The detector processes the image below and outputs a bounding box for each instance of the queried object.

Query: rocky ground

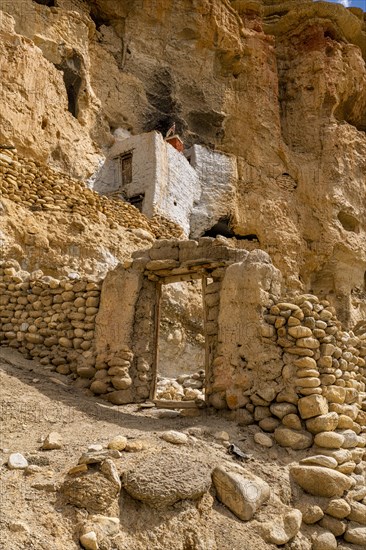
[0,348,306,550]
[1,348,365,550]
[155,371,205,402]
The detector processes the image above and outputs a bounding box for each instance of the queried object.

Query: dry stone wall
[216,289,366,450]
[0,260,101,376]
[262,294,366,453]
[1,237,365,460]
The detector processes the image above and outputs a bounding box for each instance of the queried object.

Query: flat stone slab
[300,455,338,469]
[160,431,189,445]
[122,449,211,507]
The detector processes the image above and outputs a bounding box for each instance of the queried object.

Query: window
[120,153,133,186]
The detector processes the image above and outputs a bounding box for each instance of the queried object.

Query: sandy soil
[0,348,310,550]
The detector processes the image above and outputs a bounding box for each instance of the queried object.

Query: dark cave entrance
[55,53,83,118]
[203,217,259,242]
[33,0,56,5]
[127,194,145,212]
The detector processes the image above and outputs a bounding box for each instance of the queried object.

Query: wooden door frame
[150,275,208,406]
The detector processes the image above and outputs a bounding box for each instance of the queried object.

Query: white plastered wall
[91,132,158,214]
[188,145,238,238]
[153,141,200,235]
[91,131,200,235]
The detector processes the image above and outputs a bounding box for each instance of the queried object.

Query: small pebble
[88,444,103,452]
[213,431,230,442]
[107,436,127,451]
[80,531,98,550]
[41,432,62,450]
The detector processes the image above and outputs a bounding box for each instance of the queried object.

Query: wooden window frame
[119,151,133,186]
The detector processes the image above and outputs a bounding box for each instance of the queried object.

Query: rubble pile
[156,370,205,401]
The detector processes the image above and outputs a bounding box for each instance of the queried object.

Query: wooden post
[202,275,209,405]
[150,281,162,400]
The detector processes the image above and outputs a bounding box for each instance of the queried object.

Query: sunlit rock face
[0,0,365,326]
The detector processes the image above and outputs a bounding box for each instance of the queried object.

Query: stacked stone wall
[0,260,101,377]
[210,288,366,441]
[255,294,366,545]
[258,294,366,450]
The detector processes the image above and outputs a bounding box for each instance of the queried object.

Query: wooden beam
[153,400,198,409]
[202,275,210,406]
[149,282,162,400]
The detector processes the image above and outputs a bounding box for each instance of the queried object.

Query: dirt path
[0,348,296,550]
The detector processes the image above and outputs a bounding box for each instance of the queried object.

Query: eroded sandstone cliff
[0,0,365,328]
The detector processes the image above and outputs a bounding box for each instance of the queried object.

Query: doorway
[153,277,207,406]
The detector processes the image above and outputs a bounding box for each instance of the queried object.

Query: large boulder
[290,465,354,497]
[122,449,211,507]
[212,464,270,521]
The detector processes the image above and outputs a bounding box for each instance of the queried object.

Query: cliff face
[1,0,366,326]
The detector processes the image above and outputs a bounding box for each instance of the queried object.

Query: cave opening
[55,53,83,118]
[143,67,186,137]
[126,194,145,212]
[324,29,336,40]
[90,9,111,31]
[33,0,56,6]
[203,217,259,242]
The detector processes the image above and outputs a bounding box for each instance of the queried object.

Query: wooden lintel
[153,399,198,409]
[162,273,203,284]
